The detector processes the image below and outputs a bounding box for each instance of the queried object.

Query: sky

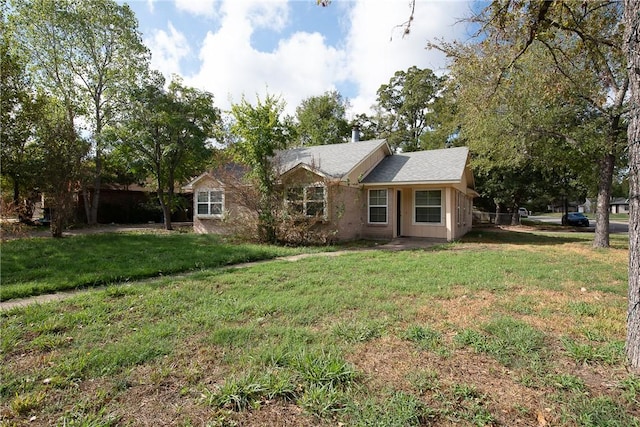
[124,0,477,118]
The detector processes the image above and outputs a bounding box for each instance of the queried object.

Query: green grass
[0,232,313,300]
[0,229,636,426]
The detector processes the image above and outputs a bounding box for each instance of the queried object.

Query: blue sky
[123,0,476,116]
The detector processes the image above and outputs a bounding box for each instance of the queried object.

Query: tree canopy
[295,90,350,146]
[9,0,150,224]
[115,73,220,230]
[375,66,446,152]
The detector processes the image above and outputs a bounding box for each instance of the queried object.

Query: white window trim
[368,188,388,224]
[413,189,443,225]
[286,183,328,219]
[196,188,225,218]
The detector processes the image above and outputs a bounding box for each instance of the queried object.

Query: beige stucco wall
[361,185,475,241]
[191,175,250,235]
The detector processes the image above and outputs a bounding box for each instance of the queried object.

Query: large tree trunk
[624,0,640,373]
[593,153,614,248]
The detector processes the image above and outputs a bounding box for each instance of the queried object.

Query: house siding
[192,175,246,235]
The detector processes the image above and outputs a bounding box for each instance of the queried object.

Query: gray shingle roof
[361,146,469,184]
[276,139,388,179]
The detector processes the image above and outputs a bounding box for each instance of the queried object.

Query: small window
[415,190,442,223]
[368,189,388,224]
[286,184,326,218]
[196,190,224,217]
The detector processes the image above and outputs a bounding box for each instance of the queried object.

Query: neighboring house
[183,139,477,241]
[610,197,629,214]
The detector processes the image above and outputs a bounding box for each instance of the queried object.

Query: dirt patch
[348,335,552,426]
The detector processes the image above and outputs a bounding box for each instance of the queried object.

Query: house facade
[184,139,477,241]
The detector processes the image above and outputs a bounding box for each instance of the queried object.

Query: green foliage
[332,320,385,343]
[455,316,546,369]
[349,391,433,426]
[9,0,151,224]
[0,22,44,221]
[116,73,220,229]
[375,66,446,152]
[230,93,295,242]
[560,395,639,427]
[295,90,350,146]
[402,325,448,355]
[35,98,88,236]
[562,338,625,365]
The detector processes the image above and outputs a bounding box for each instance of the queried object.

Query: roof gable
[276,139,390,180]
[361,146,470,184]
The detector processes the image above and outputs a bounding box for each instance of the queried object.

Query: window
[368,189,388,223]
[286,185,326,218]
[196,190,224,217]
[414,190,442,223]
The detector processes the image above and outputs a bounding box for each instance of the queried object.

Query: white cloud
[145,22,191,79]
[345,0,472,115]
[173,0,471,117]
[187,0,343,115]
[174,0,218,17]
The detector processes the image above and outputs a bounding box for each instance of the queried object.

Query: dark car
[562,212,590,227]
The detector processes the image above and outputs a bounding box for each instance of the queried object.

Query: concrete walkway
[0,237,444,312]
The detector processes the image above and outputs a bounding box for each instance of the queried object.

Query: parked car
[518,207,529,218]
[562,212,590,227]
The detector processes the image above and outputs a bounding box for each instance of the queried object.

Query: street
[529,216,629,234]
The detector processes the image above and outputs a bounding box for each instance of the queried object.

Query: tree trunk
[593,154,614,248]
[158,190,172,231]
[82,186,91,224]
[88,160,101,225]
[624,0,640,373]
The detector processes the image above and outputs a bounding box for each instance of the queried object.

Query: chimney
[351,126,360,143]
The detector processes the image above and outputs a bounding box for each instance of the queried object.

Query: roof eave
[363,180,461,186]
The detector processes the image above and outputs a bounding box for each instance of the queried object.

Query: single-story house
[610,197,629,214]
[183,139,477,241]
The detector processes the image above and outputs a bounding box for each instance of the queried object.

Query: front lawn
[0,232,313,301]
[1,230,638,426]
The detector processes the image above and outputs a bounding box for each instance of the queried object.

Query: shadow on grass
[462,226,593,246]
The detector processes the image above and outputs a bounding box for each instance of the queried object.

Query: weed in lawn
[562,337,625,365]
[298,383,347,419]
[547,373,586,392]
[10,390,45,415]
[290,350,357,388]
[332,319,386,343]
[57,406,120,426]
[402,324,449,356]
[348,391,435,426]
[27,332,70,352]
[501,295,537,315]
[561,395,640,427]
[407,370,440,394]
[455,316,546,370]
[620,375,640,405]
[439,383,496,427]
[567,301,600,317]
[204,373,268,411]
